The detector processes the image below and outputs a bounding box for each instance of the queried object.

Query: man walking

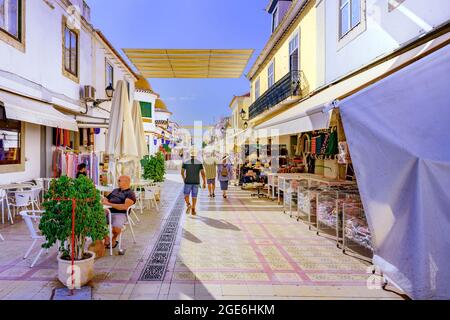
[203,152,218,198]
[181,149,206,215]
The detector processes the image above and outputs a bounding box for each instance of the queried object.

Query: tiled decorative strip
[138,191,184,281]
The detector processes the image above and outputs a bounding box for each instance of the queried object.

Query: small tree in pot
[39,175,108,287]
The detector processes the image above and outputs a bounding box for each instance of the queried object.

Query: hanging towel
[311,137,317,155]
[320,133,330,155]
[326,130,338,155]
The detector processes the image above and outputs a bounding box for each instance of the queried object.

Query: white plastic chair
[34,179,45,203]
[107,205,137,255]
[30,187,43,210]
[10,190,34,222]
[20,210,48,268]
[0,232,4,241]
[143,186,159,212]
[0,189,13,225]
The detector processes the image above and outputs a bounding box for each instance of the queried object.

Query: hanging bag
[221,165,229,178]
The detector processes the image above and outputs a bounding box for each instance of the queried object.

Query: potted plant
[39,176,108,288]
[141,152,165,200]
[141,152,166,183]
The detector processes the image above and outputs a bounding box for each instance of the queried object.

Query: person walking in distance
[203,152,218,198]
[217,156,232,199]
[181,149,206,215]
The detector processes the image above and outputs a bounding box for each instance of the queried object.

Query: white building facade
[0,0,137,183]
[318,0,450,83]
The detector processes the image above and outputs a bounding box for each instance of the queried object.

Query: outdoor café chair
[30,187,43,210]
[106,205,137,255]
[9,190,35,223]
[118,205,137,252]
[0,232,4,241]
[143,186,159,212]
[20,210,49,268]
[0,189,13,225]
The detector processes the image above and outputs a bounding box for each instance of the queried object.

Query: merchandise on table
[343,201,373,251]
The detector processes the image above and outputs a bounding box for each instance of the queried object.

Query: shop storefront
[0,91,78,184]
[248,32,450,300]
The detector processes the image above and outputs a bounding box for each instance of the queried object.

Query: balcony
[249,70,302,120]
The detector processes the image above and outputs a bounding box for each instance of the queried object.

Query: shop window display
[0,112,21,165]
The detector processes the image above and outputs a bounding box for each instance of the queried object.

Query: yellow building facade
[247,0,320,128]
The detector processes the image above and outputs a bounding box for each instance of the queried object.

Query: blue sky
[88,0,270,126]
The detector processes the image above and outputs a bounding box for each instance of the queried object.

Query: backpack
[221,165,229,178]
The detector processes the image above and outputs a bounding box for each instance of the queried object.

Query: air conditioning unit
[81,85,96,101]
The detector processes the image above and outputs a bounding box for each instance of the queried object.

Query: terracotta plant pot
[57,251,96,288]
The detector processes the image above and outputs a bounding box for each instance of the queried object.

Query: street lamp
[240,109,249,130]
[82,84,115,114]
[240,109,247,120]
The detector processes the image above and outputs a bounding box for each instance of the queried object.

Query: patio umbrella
[106,80,139,184]
[131,100,149,182]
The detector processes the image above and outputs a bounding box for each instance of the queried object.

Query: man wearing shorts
[181,152,206,215]
[102,176,136,249]
[203,153,218,198]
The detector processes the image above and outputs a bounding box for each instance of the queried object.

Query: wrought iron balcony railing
[249,70,301,120]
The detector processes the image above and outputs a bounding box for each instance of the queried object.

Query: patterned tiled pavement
[0,171,404,300]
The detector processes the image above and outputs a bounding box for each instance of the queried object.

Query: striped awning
[123,49,254,78]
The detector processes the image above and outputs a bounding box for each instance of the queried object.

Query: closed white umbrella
[131,100,149,182]
[131,100,149,159]
[106,80,139,184]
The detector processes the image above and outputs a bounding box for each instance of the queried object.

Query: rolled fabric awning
[0,90,78,131]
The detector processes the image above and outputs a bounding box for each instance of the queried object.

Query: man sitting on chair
[102,176,136,249]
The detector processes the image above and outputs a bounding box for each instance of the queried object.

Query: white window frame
[272,7,279,32]
[106,60,114,88]
[337,0,366,50]
[289,32,299,55]
[255,78,261,100]
[0,0,20,39]
[268,60,275,88]
[339,0,362,38]
[289,31,300,73]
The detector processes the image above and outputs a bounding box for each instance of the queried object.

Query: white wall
[155,110,171,122]
[0,123,41,184]
[0,0,137,180]
[324,0,450,83]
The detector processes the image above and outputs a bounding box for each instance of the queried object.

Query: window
[0,0,21,40]
[340,0,361,38]
[255,78,260,100]
[106,61,114,88]
[268,60,275,88]
[0,106,21,165]
[289,32,299,73]
[272,7,279,32]
[63,21,79,78]
[140,102,152,118]
[82,0,91,22]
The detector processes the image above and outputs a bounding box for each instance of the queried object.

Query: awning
[123,49,254,78]
[254,30,450,137]
[75,115,109,129]
[338,43,450,300]
[0,91,78,131]
[254,101,332,137]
